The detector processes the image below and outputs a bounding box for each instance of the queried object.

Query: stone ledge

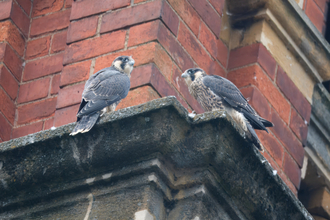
[0,97,312,219]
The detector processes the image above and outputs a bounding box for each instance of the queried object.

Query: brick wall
[0,0,316,196]
[303,0,329,34]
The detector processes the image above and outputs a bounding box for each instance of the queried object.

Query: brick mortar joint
[30,6,71,20]
[23,50,65,64]
[15,94,58,108]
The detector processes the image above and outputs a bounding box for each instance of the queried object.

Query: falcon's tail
[70,112,100,136]
[246,123,264,152]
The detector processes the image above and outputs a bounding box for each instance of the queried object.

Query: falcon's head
[112,56,135,76]
[181,68,207,86]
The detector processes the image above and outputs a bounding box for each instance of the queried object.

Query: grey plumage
[70,56,135,136]
[181,68,273,150]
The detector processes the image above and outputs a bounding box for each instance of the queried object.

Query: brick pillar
[0,0,28,142]
[13,0,72,138]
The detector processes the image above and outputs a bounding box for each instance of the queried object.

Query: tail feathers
[246,123,264,152]
[70,112,100,136]
[260,118,274,128]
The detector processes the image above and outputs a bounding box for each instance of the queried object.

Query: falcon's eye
[124,58,128,62]
[188,70,192,74]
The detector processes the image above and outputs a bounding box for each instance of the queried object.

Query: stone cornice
[0,97,312,219]
[227,0,330,83]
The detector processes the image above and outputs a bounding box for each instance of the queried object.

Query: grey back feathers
[70,56,134,136]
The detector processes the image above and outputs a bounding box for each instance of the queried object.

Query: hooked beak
[128,59,135,66]
[181,72,189,78]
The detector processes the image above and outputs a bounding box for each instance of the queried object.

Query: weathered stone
[0,97,313,219]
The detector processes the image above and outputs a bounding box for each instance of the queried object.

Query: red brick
[65,0,73,8]
[0,87,16,124]
[71,0,130,20]
[278,170,298,196]
[101,0,162,34]
[171,66,204,113]
[63,30,126,65]
[227,65,291,124]
[117,86,160,110]
[54,104,79,127]
[17,97,57,124]
[256,130,284,167]
[179,22,225,76]
[0,65,18,100]
[1,43,23,81]
[158,22,194,71]
[276,66,311,122]
[199,22,228,68]
[290,108,308,142]
[0,112,12,141]
[314,0,328,13]
[60,60,91,87]
[16,0,32,15]
[129,64,153,88]
[283,152,301,189]
[32,0,64,17]
[30,9,71,37]
[0,20,25,57]
[229,43,259,69]
[0,0,12,21]
[168,0,201,36]
[270,108,304,167]
[17,77,51,104]
[51,74,61,95]
[228,43,277,80]
[51,30,67,53]
[44,117,54,130]
[240,86,271,121]
[11,1,30,37]
[0,43,5,61]
[134,0,147,3]
[95,42,177,86]
[208,0,225,15]
[12,121,43,139]
[188,0,221,36]
[56,83,84,109]
[26,36,51,59]
[67,15,98,43]
[162,1,179,36]
[128,20,159,48]
[150,63,190,110]
[24,53,64,81]
[95,42,157,72]
[178,22,210,70]
[305,0,324,32]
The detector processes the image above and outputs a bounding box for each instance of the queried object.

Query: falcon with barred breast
[181,68,273,150]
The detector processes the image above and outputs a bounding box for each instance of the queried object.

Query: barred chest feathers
[188,77,248,131]
[188,77,224,112]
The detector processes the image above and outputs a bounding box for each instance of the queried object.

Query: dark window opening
[325,2,330,42]
[323,80,330,93]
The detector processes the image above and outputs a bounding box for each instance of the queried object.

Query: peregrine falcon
[181,68,273,150]
[70,56,135,136]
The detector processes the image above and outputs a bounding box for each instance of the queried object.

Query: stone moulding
[0,97,312,219]
[227,0,330,83]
